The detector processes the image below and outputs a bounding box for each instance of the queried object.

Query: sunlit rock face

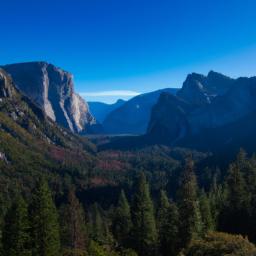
[0,68,17,98]
[2,62,96,133]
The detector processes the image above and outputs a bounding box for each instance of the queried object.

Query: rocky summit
[102,88,178,134]
[147,71,256,151]
[2,62,96,133]
[177,71,234,106]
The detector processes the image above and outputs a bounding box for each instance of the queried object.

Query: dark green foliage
[30,179,60,256]
[157,190,179,256]
[177,159,202,248]
[2,195,31,256]
[89,203,112,245]
[61,189,87,254]
[248,156,256,241]
[185,232,256,256]
[131,172,157,256]
[120,248,138,256]
[199,191,214,234]
[220,162,250,236]
[87,241,107,256]
[112,190,132,247]
[62,248,88,256]
[87,240,120,256]
[208,175,225,230]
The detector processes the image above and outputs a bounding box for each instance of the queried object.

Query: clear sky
[1,0,256,103]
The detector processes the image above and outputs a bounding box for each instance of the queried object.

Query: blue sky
[1,0,256,103]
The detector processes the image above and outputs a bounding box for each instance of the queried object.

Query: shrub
[185,231,256,256]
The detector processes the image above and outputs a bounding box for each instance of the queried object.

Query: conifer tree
[112,189,132,247]
[30,178,60,256]
[131,172,157,256]
[221,162,250,236]
[157,190,179,256]
[199,190,214,234]
[90,203,111,245]
[248,154,256,241]
[177,159,202,248]
[2,195,31,256]
[236,148,248,171]
[61,189,87,253]
[209,174,225,229]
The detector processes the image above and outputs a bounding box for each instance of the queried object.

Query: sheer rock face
[177,71,234,106]
[148,71,256,145]
[2,62,95,133]
[147,93,191,144]
[0,68,17,98]
[102,88,178,134]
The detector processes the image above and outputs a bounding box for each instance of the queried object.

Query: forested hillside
[2,148,256,256]
[1,67,256,255]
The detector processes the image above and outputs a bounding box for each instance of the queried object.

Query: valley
[1,62,256,255]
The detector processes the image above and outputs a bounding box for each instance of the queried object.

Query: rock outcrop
[2,62,95,133]
[0,68,17,98]
[102,88,178,134]
[177,71,234,106]
[147,71,256,148]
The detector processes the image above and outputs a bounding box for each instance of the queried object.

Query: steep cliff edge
[147,71,256,150]
[2,62,96,133]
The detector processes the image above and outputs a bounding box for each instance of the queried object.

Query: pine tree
[199,190,214,234]
[236,149,255,198]
[90,203,111,245]
[157,190,179,256]
[2,195,31,256]
[131,172,157,256]
[236,148,248,172]
[220,162,250,236]
[30,178,60,256]
[61,189,87,253]
[177,159,202,248]
[248,154,256,241]
[112,189,132,247]
[209,174,225,229]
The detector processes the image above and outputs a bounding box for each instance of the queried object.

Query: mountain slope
[102,88,178,134]
[147,71,256,153]
[147,92,192,144]
[0,68,96,195]
[2,62,96,133]
[177,71,234,106]
[176,111,256,155]
[88,99,125,123]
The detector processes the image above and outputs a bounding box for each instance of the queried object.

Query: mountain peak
[177,70,234,105]
[2,62,95,133]
[207,70,232,80]
[116,99,125,104]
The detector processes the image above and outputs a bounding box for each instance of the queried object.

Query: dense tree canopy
[1,150,256,256]
[131,172,157,256]
[30,179,60,256]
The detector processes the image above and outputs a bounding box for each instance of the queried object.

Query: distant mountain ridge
[177,71,234,106]
[2,61,96,133]
[88,99,125,123]
[147,71,256,152]
[102,88,179,134]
